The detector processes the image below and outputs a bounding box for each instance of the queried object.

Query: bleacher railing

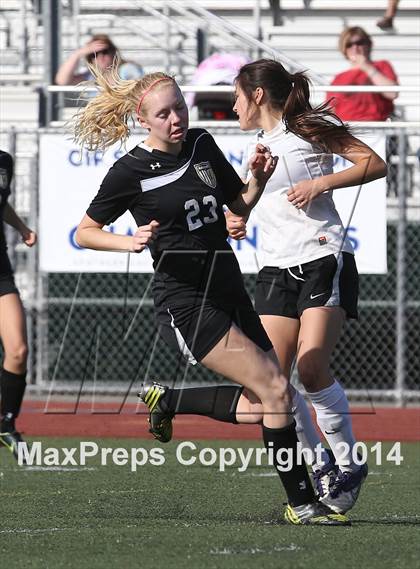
[40,84,420,127]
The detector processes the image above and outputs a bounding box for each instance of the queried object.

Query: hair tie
[136,77,173,116]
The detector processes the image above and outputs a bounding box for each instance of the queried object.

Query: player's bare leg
[0,292,28,374]
[261,314,336,472]
[0,292,29,461]
[140,324,350,525]
[200,327,292,429]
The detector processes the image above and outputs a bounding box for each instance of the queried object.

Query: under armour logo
[150,162,161,170]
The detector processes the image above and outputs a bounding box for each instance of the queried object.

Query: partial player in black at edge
[0,150,37,461]
[74,64,350,526]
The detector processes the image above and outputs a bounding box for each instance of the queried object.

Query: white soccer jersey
[241,120,354,269]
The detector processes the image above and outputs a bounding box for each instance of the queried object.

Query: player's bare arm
[2,203,37,247]
[287,135,387,209]
[76,213,159,252]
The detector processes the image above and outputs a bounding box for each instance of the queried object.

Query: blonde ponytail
[73,63,174,151]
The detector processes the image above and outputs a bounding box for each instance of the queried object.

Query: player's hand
[225,210,247,240]
[79,40,110,59]
[287,179,326,209]
[131,220,159,253]
[249,144,278,184]
[21,228,37,247]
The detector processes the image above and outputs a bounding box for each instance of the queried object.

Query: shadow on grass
[242,511,420,527]
[351,518,420,526]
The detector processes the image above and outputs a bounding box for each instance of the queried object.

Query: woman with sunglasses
[327,26,398,121]
[74,65,350,526]
[55,34,143,86]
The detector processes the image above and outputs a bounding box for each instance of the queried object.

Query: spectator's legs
[377,0,400,30]
[269,0,284,26]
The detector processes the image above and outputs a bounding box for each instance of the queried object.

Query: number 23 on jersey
[184,195,219,232]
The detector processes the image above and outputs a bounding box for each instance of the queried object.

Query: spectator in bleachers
[55,34,143,86]
[327,26,399,121]
[377,0,400,31]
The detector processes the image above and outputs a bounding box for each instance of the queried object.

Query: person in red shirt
[327,26,399,121]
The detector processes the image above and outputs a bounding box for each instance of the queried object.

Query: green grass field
[1,438,419,569]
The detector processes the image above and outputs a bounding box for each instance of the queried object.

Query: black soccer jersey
[0,150,13,275]
[87,129,243,255]
[87,129,246,298]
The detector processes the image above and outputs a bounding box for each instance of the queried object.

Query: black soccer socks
[262,422,316,507]
[0,368,27,431]
[161,385,243,423]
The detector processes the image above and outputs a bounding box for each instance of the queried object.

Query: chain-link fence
[2,125,419,404]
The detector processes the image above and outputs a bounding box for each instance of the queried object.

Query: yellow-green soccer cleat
[0,430,27,463]
[138,381,174,443]
[284,501,351,526]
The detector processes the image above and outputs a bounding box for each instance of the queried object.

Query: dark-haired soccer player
[0,150,37,459]
[226,59,386,513]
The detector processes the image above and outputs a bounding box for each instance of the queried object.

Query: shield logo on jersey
[0,169,8,190]
[194,161,217,189]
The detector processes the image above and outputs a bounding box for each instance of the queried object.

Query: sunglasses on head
[345,39,368,49]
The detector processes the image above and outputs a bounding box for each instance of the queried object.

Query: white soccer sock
[308,380,359,473]
[292,388,331,471]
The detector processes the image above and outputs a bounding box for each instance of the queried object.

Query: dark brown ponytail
[235,59,351,151]
[283,71,311,118]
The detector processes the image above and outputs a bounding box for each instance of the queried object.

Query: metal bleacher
[0,0,419,131]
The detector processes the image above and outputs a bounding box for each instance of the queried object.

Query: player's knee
[6,342,28,367]
[243,359,289,408]
[297,355,327,391]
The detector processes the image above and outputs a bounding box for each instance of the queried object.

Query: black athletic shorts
[255,252,359,319]
[154,284,273,364]
[0,272,18,297]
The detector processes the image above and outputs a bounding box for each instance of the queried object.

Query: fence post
[196,28,208,64]
[35,265,48,388]
[164,3,171,74]
[20,0,29,73]
[43,0,62,123]
[253,0,262,58]
[395,129,407,406]
[37,86,47,127]
[73,0,80,51]
[26,136,39,385]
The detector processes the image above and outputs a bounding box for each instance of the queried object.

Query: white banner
[39,133,387,274]
[39,134,153,273]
